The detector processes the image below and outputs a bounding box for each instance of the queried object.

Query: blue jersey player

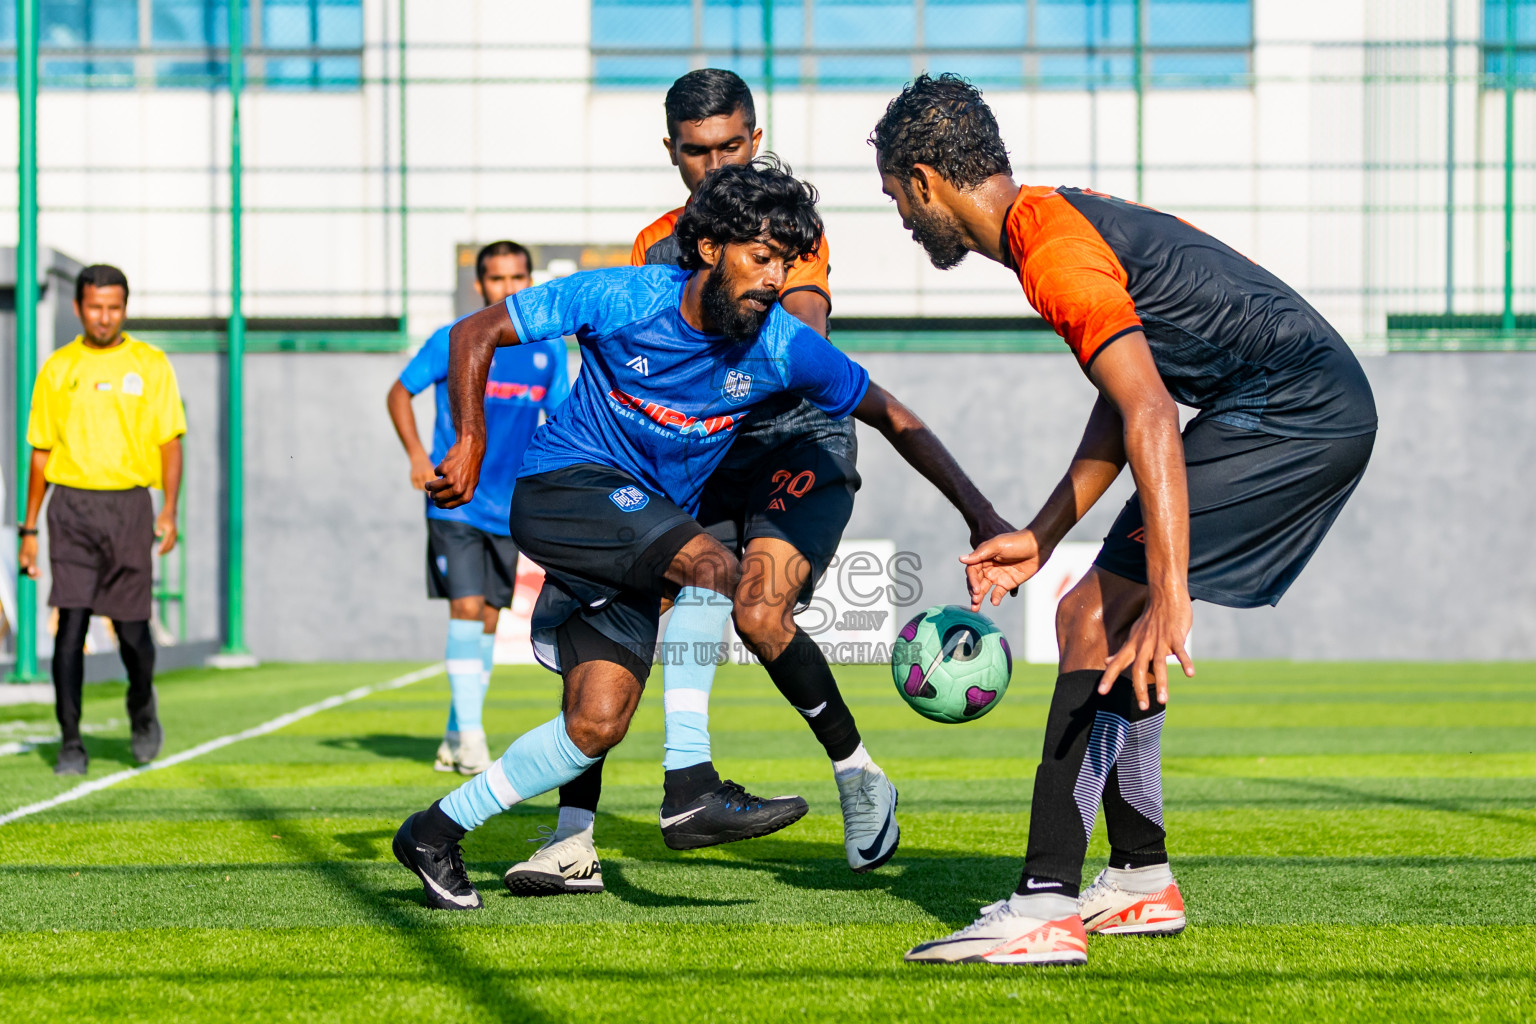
[392,159,1009,910]
[387,240,569,776]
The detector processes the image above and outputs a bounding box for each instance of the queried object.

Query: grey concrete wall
[160,348,1535,662]
[850,351,1536,661]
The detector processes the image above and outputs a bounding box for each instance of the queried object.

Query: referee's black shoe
[54,740,88,776]
[660,780,808,850]
[393,812,482,910]
[130,688,163,765]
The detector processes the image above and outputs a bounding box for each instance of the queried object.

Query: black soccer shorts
[695,403,861,607]
[425,518,519,608]
[1094,414,1375,608]
[510,463,706,679]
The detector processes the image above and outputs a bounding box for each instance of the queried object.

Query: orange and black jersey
[630,206,833,311]
[1004,186,1375,439]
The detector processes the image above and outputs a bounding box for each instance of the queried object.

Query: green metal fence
[8,1,1536,669]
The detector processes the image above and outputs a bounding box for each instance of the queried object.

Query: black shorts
[510,463,704,679]
[696,406,860,605]
[1095,415,1375,608]
[47,485,155,621]
[426,519,519,608]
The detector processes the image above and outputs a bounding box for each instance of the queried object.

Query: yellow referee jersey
[27,334,187,490]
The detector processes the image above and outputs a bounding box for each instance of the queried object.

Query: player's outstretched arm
[961,394,1129,609]
[1087,331,1194,708]
[852,382,1013,546]
[426,302,521,509]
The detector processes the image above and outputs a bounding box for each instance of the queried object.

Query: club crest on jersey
[721,368,753,404]
[609,486,650,512]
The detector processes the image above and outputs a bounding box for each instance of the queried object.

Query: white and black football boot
[392,811,483,910]
[659,779,808,850]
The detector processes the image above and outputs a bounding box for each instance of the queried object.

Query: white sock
[555,805,595,840]
[1008,892,1078,920]
[1105,862,1174,892]
[832,742,874,777]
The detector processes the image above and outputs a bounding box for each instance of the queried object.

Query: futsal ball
[891,605,1013,723]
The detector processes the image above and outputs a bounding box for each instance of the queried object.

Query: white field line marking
[0,663,444,827]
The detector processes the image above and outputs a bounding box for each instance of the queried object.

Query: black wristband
[17,527,37,537]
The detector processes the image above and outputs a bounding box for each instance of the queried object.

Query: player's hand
[966,506,1015,550]
[1100,588,1194,710]
[959,529,1047,611]
[409,451,437,491]
[154,508,179,556]
[17,534,38,578]
[425,437,485,509]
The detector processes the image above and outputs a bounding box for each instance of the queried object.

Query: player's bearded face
[702,252,779,341]
[906,192,970,270]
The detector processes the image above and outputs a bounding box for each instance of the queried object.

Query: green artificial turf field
[1,659,1533,1022]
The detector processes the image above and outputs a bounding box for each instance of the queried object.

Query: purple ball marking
[899,615,922,642]
[904,664,926,697]
[999,636,1013,673]
[964,686,997,713]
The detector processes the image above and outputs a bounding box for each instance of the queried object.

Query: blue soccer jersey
[509,264,870,515]
[399,322,570,535]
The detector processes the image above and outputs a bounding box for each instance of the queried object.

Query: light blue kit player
[391,160,1009,909]
[387,240,569,776]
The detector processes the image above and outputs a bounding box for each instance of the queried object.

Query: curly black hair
[673,155,823,272]
[868,73,1011,191]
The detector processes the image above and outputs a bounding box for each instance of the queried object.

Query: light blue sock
[478,631,496,712]
[440,714,598,831]
[662,587,734,771]
[446,619,484,733]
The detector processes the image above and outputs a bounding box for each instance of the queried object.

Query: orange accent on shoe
[1089,883,1186,932]
[987,915,1088,957]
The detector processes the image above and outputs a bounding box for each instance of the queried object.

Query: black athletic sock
[1017,671,1166,898]
[663,760,722,807]
[112,619,156,722]
[412,799,467,848]
[762,628,861,761]
[1101,684,1168,868]
[558,756,605,812]
[52,608,92,745]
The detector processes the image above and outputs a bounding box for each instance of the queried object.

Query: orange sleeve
[782,232,831,306]
[631,208,684,267]
[1008,190,1141,368]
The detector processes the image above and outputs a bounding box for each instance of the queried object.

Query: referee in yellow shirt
[18,264,187,776]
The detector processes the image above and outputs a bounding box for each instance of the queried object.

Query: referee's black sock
[52,607,92,746]
[762,628,861,762]
[113,619,156,722]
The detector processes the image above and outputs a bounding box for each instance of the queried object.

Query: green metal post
[1133,0,1144,202]
[222,0,251,657]
[762,0,774,150]
[1502,0,1517,332]
[10,0,39,681]
[398,0,408,331]
[1445,0,1457,315]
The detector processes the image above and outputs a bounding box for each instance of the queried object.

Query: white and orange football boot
[1078,866,1187,936]
[905,898,1088,966]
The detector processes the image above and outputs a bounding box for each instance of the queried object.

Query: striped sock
[446,619,485,733]
[661,587,733,772]
[440,714,597,831]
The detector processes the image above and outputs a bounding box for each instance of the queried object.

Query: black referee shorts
[47,485,155,621]
[1094,415,1375,608]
